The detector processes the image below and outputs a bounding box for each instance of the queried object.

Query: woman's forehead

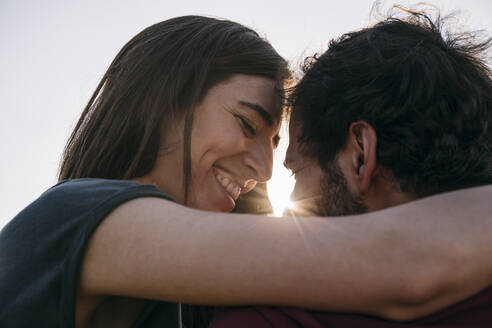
[205,75,280,119]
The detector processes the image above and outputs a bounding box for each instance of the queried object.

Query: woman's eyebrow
[238,100,274,126]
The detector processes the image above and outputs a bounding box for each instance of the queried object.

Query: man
[285,12,491,218]
[211,9,492,327]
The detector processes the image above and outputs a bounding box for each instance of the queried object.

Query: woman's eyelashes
[234,114,280,149]
[236,115,257,137]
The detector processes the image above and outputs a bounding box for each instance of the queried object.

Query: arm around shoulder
[78,185,492,320]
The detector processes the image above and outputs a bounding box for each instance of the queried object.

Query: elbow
[377,296,438,322]
[378,239,467,321]
[378,304,425,322]
[376,269,452,322]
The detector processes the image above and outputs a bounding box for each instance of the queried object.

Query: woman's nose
[244,138,274,182]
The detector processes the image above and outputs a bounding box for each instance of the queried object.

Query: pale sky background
[1,0,491,229]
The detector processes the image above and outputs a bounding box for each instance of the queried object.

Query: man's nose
[284,118,303,171]
[284,140,297,171]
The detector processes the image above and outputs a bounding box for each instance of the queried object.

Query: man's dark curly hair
[290,9,492,197]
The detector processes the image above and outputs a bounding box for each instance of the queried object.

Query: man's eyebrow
[238,101,274,126]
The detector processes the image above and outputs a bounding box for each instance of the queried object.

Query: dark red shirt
[211,287,492,327]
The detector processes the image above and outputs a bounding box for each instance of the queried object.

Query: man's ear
[348,121,377,194]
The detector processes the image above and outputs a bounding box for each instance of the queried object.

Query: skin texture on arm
[78,184,492,321]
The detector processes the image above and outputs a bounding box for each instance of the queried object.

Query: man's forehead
[288,112,303,133]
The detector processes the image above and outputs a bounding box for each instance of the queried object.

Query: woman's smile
[186,75,279,212]
[214,169,242,201]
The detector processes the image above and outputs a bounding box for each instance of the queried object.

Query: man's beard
[316,161,367,216]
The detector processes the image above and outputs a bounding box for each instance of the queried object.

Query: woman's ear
[348,121,377,194]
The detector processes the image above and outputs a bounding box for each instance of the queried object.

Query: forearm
[315,184,492,320]
[80,185,492,319]
[195,185,492,318]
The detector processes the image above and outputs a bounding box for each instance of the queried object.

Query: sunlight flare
[268,122,295,216]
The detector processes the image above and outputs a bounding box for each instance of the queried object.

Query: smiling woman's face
[140,74,281,212]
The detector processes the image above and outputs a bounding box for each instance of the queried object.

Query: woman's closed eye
[236,116,257,137]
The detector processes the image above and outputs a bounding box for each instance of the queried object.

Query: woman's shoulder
[0,178,176,326]
[49,178,158,198]
[40,178,174,213]
[3,178,174,236]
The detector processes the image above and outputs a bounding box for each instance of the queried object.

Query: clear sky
[1,0,491,229]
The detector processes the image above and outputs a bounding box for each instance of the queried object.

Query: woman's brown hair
[58,16,289,327]
[59,15,289,204]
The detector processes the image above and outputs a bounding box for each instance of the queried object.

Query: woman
[1,16,491,328]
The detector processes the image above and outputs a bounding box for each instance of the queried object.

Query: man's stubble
[316,161,367,216]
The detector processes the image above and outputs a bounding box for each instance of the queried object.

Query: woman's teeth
[216,174,241,199]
